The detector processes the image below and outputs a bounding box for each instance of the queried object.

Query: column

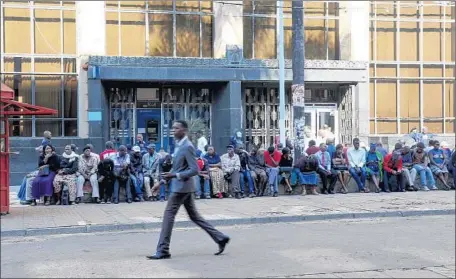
[76,1,106,138]
[338,1,370,142]
[86,79,108,152]
[212,81,243,153]
[213,1,243,58]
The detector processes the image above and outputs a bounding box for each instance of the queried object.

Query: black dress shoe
[146,253,171,260]
[215,237,230,256]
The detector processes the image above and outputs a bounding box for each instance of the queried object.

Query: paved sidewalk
[1,191,454,237]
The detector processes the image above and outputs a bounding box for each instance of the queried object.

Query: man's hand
[163,172,176,179]
[98,176,104,183]
[392,170,397,175]
[355,167,360,173]
[151,181,161,193]
[58,170,64,175]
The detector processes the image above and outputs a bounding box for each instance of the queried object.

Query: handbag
[37,165,50,177]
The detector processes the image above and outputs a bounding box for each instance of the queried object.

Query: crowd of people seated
[17,131,456,206]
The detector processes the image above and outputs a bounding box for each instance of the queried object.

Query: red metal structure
[0,83,57,214]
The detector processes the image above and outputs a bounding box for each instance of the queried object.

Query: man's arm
[325,153,331,172]
[234,155,241,171]
[383,155,393,173]
[175,145,199,180]
[347,150,356,168]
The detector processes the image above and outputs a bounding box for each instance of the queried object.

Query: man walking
[147,120,230,260]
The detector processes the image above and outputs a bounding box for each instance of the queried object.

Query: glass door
[304,106,339,146]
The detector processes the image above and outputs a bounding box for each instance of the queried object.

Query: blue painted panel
[88,111,102,121]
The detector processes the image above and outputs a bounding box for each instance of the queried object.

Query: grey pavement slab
[1,191,455,237]
[1,216,454,278]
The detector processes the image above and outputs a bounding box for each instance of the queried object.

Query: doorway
[303,105,338,146]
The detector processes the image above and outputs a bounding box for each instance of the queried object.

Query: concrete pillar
[338,2,370,141]
[212,81,243,153]
[76,1,106,138]
[213,1,243,58]
[86,78,107,152]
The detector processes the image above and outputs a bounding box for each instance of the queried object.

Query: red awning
[0,83,58,116]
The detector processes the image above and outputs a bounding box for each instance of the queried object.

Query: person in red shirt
[264,146,282,197]
[305,140,320,155]
[383,143,405,192]
[100,141,117,161]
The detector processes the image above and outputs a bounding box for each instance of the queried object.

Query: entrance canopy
[1,83,57,116]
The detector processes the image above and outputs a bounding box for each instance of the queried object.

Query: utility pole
[292,0,306,157]
[277,0,286,145]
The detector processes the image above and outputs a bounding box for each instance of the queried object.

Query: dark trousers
[156,192,227,254]
[316,168,337,192]
[384,171,404,192]
[113,177,132,201]
[99,176,115,200]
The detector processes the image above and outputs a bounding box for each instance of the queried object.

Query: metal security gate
[162,87,212,152]
[338,85,354,144]
[109,88,136,146]
[243,86,292,150]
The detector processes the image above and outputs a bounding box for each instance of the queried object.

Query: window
[369,1,455,135]
[105,0,213,57]
[1,2,78,137]
[243,0,340,60]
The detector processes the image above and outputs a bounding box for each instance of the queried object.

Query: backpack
[301,155,318,172]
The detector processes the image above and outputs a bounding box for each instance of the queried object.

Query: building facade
[1,0,455,185]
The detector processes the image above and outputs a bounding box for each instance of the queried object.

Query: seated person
[331,144,349,194]
[111,145,132,204]
[306,140,320,156]
[412,142,436,191]
[315,143,337,194]
[203,146,228,199]
[451,150,456,188]
[248,148,268,196]
[142,144,161,201]
[279,147,294,194]
[97,158,116,204]
[77,145,100,203]
[195,150,211,199]
[293,154,319,195]
[31,144,60,206]
[156,154,173,201]
[53,145,79,205]
[401,146,418,191]
[264,146,282,197]
[130,146,145,202]
[237,145,255,198]
[365,143,383,193]
[221,145,242,199]
[348,138,369,193]
[428,141,451,190]
[383,143,405,192]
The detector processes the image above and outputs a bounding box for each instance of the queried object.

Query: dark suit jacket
[171,137,199,193]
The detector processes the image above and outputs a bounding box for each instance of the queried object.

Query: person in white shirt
[196,130,208,155]
[348,138,370,193]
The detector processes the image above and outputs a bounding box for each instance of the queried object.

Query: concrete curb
[1,209,454,238]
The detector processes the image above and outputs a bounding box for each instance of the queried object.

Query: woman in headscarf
[53,145,79,205]
[365,143,383,193]
[203,146,227,198]
[31,144,60,206]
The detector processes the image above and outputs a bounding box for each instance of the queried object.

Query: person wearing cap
[428,140,451,190]
[365,143,383,193]
[143,143,161,201]
[411,142,436,191]
[383,143,405,192]
[401,146,419,191]
[77,145,100,204]
[220,145,242,199]
[130,146,145,202]
[111,145,132,204]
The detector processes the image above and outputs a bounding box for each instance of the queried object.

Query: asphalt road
[1,216,455,278]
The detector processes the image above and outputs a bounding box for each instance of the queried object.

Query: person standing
[196,130,208,154]
[147,120,230,260]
